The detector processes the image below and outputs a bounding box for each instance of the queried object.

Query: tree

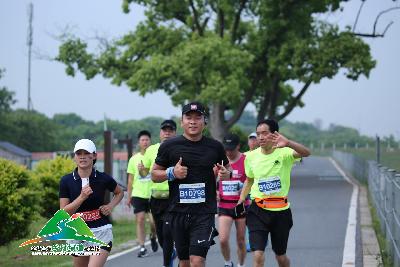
[56,1,375,140]
[1,109,63,152]
[0,68,16,113]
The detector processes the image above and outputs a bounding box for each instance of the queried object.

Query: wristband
[166,166,176,181]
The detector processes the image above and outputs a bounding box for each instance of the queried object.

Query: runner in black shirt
[152,102,231,267]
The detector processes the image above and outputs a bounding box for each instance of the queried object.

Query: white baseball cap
[74,139,96,153]
[248,132,257,139]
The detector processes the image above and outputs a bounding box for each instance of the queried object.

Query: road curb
[330,157,382,267]
[359,186,383,267]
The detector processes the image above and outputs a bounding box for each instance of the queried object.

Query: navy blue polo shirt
[59,168,117,228]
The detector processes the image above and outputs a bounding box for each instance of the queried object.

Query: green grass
[345,148,400,172]
[0,216,137,267]
[312,148,400,171]
[368,193,393,267]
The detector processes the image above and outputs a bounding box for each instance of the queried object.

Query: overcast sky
[0,0,399,138]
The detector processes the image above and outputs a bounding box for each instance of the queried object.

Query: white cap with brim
[74,139,96,153]
[248,132,257,138]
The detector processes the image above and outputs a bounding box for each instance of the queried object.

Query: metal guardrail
[333,151,400,267]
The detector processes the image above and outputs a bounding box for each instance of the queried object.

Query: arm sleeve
[106,174,118,192]
[244,156,254,179]
[59,177,70,198]
[126,156,136,175]
[155,142,170,168]
[284,147,298,163]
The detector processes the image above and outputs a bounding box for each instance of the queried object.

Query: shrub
[0,158,39,245]
[32,156,75,218]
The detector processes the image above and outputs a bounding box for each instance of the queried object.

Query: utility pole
[27,3,33,111]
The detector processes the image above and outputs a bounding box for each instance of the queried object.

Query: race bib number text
[258,176,281,195]
[179,183,206,203]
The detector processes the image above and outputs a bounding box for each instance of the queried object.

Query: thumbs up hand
[174,157,188,179]
[216,160,230,180]
[138,160,145,172]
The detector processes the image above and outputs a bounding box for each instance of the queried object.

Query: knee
[254,251,265,264]
[220,237,229,247]
[136,214,145,224]
[237,239,246,250]
[190,255,205,267]
[275,254,289,264]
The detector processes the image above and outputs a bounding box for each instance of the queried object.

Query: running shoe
[137,247,148,257]
[224,261,234,267]
[150,234,159,252]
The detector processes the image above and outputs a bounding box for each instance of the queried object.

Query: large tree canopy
[57,0,375,140]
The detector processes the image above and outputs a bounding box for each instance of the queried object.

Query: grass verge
[368,193,393,267]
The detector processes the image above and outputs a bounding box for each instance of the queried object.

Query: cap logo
[191,104,197,110]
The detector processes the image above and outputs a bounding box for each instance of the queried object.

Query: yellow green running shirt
[142,143,169,192]
[127,152,152,199]
[244,147,298,211]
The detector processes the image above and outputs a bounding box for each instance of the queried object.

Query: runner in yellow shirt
[126,130,157,257]
[238,119,310,267]
[142,120,177,267]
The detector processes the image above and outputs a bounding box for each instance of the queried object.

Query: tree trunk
[208,102,227,141]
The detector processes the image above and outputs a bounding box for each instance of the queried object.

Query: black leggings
[151,198,174,266]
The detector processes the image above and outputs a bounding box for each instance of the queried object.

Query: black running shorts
[131,197,150,214]
[218,206,246,219]
[168,212,218,260]
[246,202,293,256]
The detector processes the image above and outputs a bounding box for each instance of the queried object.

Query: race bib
[258,176,281,195]
[179,183,205,203]
[139,174,151,182]
[221,180,241,196]
[79,209,101,222]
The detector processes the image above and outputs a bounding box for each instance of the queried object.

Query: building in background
[0,141,31,167]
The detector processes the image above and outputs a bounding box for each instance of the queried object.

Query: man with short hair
[126,130,158,257]
[151,101,231,267]
[238,119,311,267]
[141,119,177,267]
[218,133,249,267]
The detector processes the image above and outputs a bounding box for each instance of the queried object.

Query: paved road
[106,156,357,267]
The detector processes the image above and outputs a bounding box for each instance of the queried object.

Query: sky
[0,0,399,138]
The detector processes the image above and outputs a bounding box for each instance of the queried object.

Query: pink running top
[218,154,250,209]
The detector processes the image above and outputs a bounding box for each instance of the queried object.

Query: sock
[237,264,245,267]
[225,260,232,266]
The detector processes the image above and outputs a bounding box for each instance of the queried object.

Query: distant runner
[142,120,177,267]
[126,130,158,257]
[218,133,250,267]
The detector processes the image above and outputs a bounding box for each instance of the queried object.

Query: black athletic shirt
[155,135,228,214]
[59,168,117,228]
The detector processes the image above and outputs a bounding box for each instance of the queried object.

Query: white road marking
[329,158,358,267]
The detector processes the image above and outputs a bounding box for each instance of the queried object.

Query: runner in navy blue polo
[59,139,124,267]
[151,102,231,267]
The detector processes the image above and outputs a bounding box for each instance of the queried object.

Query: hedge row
[0,156,75,246]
